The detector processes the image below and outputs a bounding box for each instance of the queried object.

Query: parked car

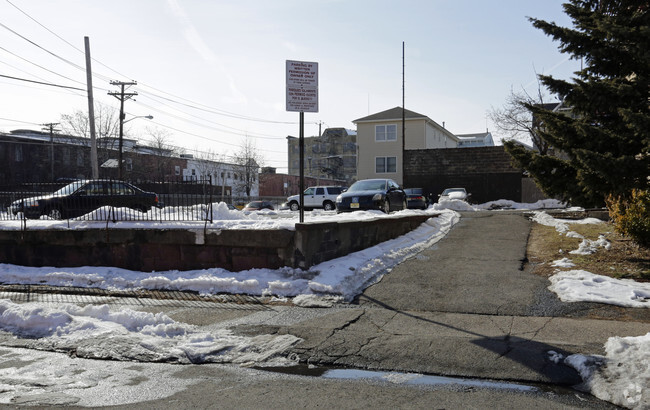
[10,179,160,219]
[242,200,274,211]
[336,178,407,213]
[404,188,429,210]
[438,187,471,202]
[287,186,346,211]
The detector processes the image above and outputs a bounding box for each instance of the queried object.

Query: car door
[387,180,405,210]
[108,181,136,209]
[303,187,317,208]
[309,187,326,208]
[69,181,105,217]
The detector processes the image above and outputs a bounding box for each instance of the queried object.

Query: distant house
[456,132,494,148]
[287,127,357,186]
[352,107,458,185]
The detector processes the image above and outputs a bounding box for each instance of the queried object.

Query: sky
[0,204,648,408]
[0,0,581,173]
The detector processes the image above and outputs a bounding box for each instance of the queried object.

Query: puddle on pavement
[254,364,548,393]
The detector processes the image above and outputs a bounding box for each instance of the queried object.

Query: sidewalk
[235,211,650,385]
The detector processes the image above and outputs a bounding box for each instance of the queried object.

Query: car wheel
[289,201,300,211]
[47,208,62,220]
[323,201,334,211]
[382,198,390,213]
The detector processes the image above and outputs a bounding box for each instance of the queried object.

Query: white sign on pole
[286,60,318,113]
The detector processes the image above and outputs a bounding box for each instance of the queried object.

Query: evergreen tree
[504,0,649,207]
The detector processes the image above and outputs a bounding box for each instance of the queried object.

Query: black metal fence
[0,178,287,224]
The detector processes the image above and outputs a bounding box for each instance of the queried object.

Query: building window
[14,146,23,162]
[375,124,397,142]
[375,156,397,173]
[76,152,84,166]
[175,165,181,175]
[125,158,133,171]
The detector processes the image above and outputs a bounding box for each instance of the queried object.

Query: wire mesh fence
[0,178,287,225]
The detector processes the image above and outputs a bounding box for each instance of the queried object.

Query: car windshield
[348,180,387,192]
[53,180,87,196]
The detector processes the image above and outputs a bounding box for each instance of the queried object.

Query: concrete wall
[0,214,433,272]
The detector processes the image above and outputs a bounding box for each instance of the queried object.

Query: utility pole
[42,123,60,182]
[108,80,137,180]
[85,36,99,179]
[402,41,406,186]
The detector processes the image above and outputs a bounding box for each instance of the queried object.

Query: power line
[0,44,87,87]
[0,6,301,165]
[0,74,85,90]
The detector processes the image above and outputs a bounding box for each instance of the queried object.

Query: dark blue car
[336,178,407,213]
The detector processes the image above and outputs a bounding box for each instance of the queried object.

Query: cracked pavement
[234,211,650,386]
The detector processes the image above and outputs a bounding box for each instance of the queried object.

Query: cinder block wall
[404,147,523,203]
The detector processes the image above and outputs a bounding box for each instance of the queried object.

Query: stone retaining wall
[0,214,433,272]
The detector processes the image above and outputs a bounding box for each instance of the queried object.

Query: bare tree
[489,79,555,155]
[60,102,120,143]
[144,127,179,180]
[232,138,264,197]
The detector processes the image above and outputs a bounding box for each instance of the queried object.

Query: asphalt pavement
[235,211,650,386]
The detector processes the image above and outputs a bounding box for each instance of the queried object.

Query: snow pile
[531,210,605,235]
[562,332,650,410]
[0,299,300,365]
[433,199,475,211]
[548,270,650,308]
[433,198,566,212]
[551,257,576,268]
[570,235,612,255]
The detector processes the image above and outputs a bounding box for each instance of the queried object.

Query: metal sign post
[286,60,318,223]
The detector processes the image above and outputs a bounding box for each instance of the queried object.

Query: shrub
[606,190,650,247]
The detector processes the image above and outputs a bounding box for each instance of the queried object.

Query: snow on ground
[0,201,648,408]
[536,210,649,409]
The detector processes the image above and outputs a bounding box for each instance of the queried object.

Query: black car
[336,178,407,213]
[404,188,429,210]
[11,180,160,219]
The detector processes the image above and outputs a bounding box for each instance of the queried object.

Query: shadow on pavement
[357,294,582,385]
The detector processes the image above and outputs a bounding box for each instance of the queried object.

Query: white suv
[287,186,346,211]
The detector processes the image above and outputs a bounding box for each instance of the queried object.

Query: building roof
[353,107,429,123]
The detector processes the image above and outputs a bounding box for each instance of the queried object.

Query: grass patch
[528,219,650,281]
